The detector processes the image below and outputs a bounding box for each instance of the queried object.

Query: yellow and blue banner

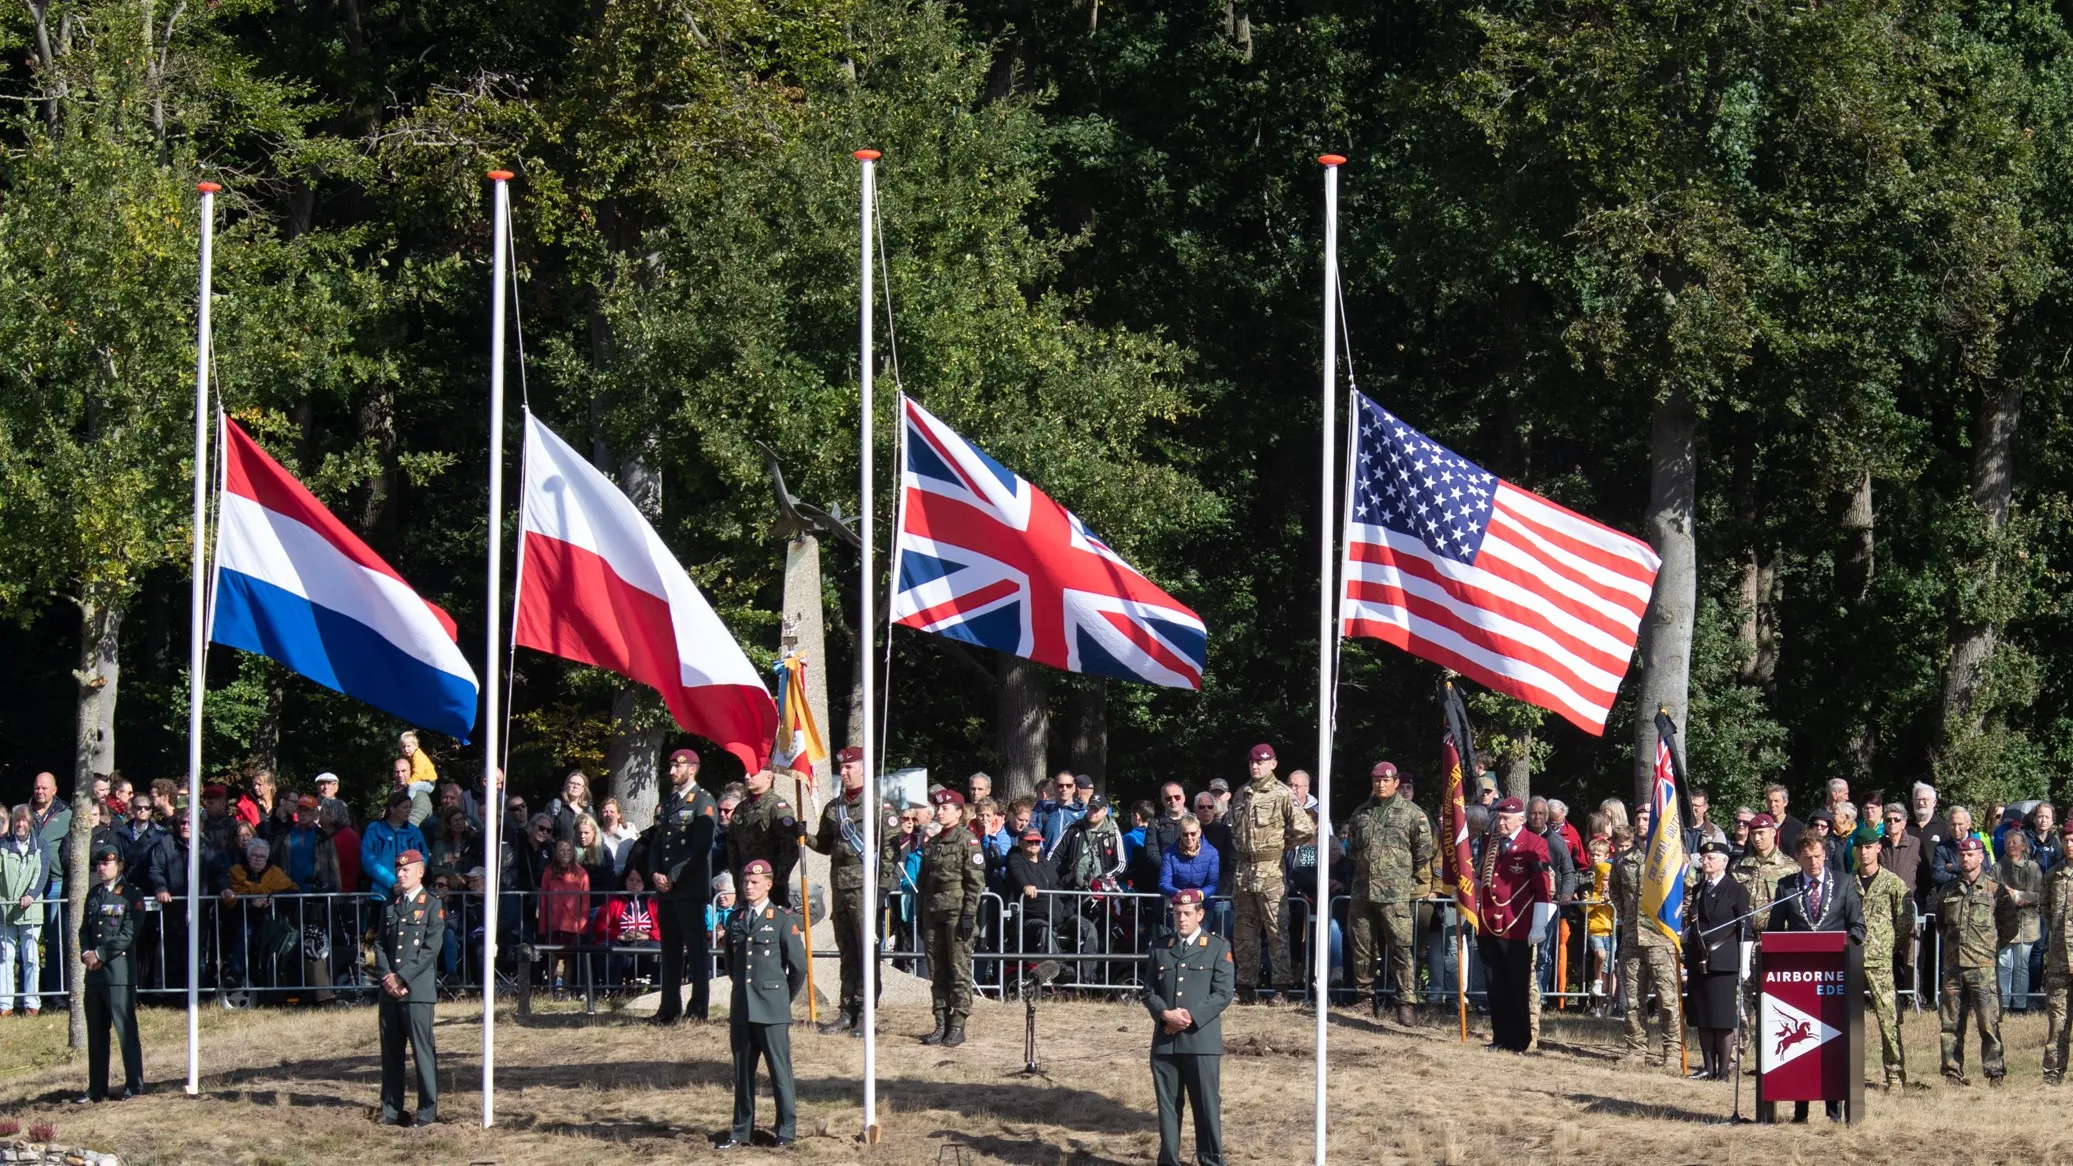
[1641,708,1689,947]
[771,653,828,777]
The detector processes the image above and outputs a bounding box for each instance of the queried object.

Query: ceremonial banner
[771,653,828,777]
[1439,681,1479,931]
[1340,392,1661,733]
[212,416,480,739]
[1641,711,1688,946]
[891,396,1206,689]
[514,412,777,765]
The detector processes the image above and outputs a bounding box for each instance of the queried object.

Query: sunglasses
[1181,831,1202,839]
[1165,794,1185,801]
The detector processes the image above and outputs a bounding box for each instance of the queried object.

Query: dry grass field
[3,993,2068,1164]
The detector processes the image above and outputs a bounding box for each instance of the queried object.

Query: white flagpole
[482,167,513,1129]
[1313,152,1344,1166]
[853,146,881,1146]
[185,180,218,1097]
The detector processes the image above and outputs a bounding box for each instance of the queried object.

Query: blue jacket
[1160,843,1221,899]
[362,818,427,902]
[1034,798,1086,858]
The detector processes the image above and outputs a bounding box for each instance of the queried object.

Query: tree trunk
[357,382,398,552]
[67,598,122,1050]
[1939,382,2023,743]
[995,654,1050,801]
[250,660,286,776]
[1502,732,1531,803]
[1064,678,1107,790]
[603,687,663,830]
[1633,390,1697,808]
[1840,469,1874,606]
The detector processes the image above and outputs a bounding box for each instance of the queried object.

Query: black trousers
[378,996,438,1121]
[85,979,142,1099]
[655,895,710,1022]
[731,1021,796,1141]
[1478,935,1533,1051]
[1151,1053,1222,1166]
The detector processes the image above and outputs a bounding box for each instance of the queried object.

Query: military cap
[669,747,700,765]
[1957,836,1984,853]
[1698,839,1731,856]
[92,843,122,863]
[1494,796,1525,814]
[2062,821,2073,837]
[203,783,229,798]
[1171,888,1205,906]
[1749,813,1777,830]
[1370,760,1399,780]
[931,788,966,806]
[835,745,864,765]
[397,849,426,866]
[1248,743,1276,762]
[742,858,774,876]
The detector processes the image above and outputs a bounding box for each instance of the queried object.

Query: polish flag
[514,413,777,765]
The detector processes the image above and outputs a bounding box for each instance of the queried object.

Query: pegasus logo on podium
[1772,1017,1817,1058]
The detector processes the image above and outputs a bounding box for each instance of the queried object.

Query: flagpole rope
[878,393,908,766]
[499,197,529,772]
[872,190,903,392]
[505,196,532,412]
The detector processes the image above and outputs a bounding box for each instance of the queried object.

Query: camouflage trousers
[923,918,974,1020]
[1232,881,1293,991]
[1347,899,1416,1002]
[1866,958,1906,1084]
[1940,966,2004,1080]
[2044,969,2072,1081]
[1619,944,1682,1062]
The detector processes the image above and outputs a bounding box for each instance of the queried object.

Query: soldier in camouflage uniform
[803,746,901,1036]
[2044,821,2073,1085]
[919,789,986,1047]
[1610,826,1680,1065]
[1729,814,1797,927]
[1228,743,1314,1001]
[1855,834,1913,1087]
[727,757,801,908]
[1344,761,1434,1024]
[1933,836,2016,1085]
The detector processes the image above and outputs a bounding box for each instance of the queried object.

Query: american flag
[891,396,1206,689]
[1340,392,1660,733]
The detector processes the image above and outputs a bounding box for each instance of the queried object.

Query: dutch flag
[210,416,480,739]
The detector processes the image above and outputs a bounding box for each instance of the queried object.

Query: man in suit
[376,849,442,1126]
[1145,887,1235,1166]
[1767,832,1865,1121]
[1476,797,1552,1052]
[716,859,806,1150]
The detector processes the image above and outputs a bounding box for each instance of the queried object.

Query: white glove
[1530,901,1557,934]
[1739,941,1754,980]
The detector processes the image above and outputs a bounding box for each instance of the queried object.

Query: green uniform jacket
[919,827,985,922]
[727,789,801,888]
[804,793,899,894]
[725,901,807,1025]
[1345,793,1435,904]
[1856,867,1912,968]
[83,878,139,988]
[2045,866,2073,976]
[648,781,718,900]
[1228,777,1313,891]
[1933,872,2016,971]
[1730,849,1797,930]
[1611,846,1671,950]
[376,885,445,1002]
[1144,929,1235,1055]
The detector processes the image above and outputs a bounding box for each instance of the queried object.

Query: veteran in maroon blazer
[1476,798,1552,1051]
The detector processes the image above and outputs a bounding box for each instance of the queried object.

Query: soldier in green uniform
[376,848,443,1125]
[1145,887,1233,1166]
[714,859,806,1150]
[1344,761,1434,1024]
[2043,820,2073,1084]
[726,751,800,908]
[77,844,142,1103]
[918,788,985,1047]
[803,745,899,1036]
[1933,835,2016,1086]
[1610,824,1680,1066]
[647,747,719,1023]
[1730,813,1797,928]
[1855,833,1914,1088]
[1228,743,1312,1001]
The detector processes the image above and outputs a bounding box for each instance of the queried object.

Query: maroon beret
[1171,888,1205,906]
[1957,836,1984,853]
[1370,761,1398,780]
[669,748,700,765]
[742,859,774,876]
[1749,813,1777,830]
[932,789,965,806]
[1248,743,1276,762]
[835,746,864,765]
[1494,797,1525,815]
[397,849,425,866]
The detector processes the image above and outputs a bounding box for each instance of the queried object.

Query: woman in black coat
[1684,839,1751,1080]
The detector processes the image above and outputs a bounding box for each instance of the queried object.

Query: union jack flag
[891,397,1206,689]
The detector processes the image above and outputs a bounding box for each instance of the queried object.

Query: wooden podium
[1754,930,1864,1123]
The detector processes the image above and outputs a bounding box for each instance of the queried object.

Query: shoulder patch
[972,851,986,865]
[1223,950,1233,962]
[790,923,800,935]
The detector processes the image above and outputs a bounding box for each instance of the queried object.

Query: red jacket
[331,826,362,894]
[538,864,591,937]
[1476,828,1552,942]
